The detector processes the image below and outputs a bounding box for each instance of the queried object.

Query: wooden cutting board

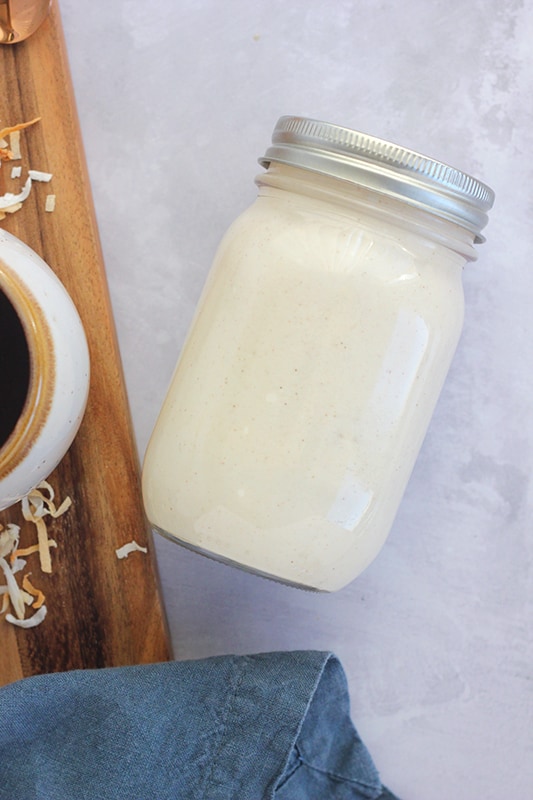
[0,1,172,685]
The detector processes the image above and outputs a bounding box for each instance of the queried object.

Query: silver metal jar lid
[259,116,495,242]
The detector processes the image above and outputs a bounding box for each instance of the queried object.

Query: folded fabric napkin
[0,651,400,799]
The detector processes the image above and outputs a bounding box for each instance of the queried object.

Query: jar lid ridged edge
[259,116,495,242]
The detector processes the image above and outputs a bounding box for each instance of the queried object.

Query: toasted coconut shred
[0,481,71,629]
[21,481,72,574]
[0,117,55,221]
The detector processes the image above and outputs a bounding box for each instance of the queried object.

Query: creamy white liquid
[143,179,467,590]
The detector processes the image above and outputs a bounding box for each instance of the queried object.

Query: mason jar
[142,116,494,591]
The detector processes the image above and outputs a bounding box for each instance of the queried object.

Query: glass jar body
[143,165,469,591]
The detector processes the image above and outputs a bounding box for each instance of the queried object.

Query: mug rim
[0,258,55,480]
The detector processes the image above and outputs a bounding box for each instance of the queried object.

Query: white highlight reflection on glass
[327,471,373,531]
[370,310,430,430]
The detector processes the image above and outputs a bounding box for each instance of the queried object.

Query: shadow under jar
[142,116,494,592]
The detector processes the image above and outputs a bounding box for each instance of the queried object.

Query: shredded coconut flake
[0,556,26,619]
[12,540,57,562]
[0,117,52,221]
[22,575,46,609]
[6,605,47,628]
[0,176,32,209]
[21,484,71,574]
[28,169,53,182]
[116,540,148,559]
[0,481,71,628]
[9,131,21,160]
[0,117,41,140]
[0,203,22,219]
[11,557,27,574]
[0,524,20,558]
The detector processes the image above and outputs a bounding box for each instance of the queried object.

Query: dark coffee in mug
[0,288,31,449]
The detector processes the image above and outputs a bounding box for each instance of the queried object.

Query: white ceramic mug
[0,229,90,511]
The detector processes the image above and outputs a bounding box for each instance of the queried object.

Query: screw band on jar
[259,116,494,242]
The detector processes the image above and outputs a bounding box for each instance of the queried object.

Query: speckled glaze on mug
[0,229,90,511]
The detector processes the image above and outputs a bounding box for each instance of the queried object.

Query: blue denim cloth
[0,651,399,800]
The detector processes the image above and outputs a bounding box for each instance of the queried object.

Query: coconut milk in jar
[142,116,494,591]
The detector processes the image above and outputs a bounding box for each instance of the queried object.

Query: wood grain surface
[0,1,172,686]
